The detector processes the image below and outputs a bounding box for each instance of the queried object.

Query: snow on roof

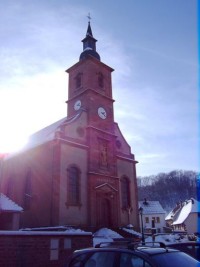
[138,200,166,214]
[93,228,123,239]
[165,210,175,220]
[0,230,92,236]
[0,193,23,212]
[93,228,123,247]
[121,227,141,237]
[172,198,200,225]
[17,226,92,236]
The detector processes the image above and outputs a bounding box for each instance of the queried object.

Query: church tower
[65,22,139,229]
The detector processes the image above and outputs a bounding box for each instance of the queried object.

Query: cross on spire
[87,12,91,23]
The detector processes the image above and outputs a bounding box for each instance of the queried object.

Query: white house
[166,198,200,234]
[138,199,166,233]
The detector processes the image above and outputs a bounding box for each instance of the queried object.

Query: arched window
[121,176,130,209]
[75,73,82,88]
[98,72,104,88]
[24,169,32,210]
[67,166,81,205]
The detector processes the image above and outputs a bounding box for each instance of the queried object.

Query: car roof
[73,246,179,257]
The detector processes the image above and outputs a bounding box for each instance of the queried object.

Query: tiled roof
[0,193,23,212]
[138,200,166,214]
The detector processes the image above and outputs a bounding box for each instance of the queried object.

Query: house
[165,198,200,234]
[138,199,166,233]
[0,193,23,230]
[0,22,139,231]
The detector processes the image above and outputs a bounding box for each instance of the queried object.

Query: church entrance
[96,195,113,228]
[101,198,111,227]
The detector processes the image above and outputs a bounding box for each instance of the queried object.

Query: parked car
[167,242,200,261]
[66,241,200,267]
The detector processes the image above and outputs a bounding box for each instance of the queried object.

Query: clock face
[98,107,107,119]
[74,100,81,111]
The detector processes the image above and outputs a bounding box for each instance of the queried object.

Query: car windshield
[152,251,200,267]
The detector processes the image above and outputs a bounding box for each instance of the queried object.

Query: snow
[172,203,191,225]
[93,227,141,246]
[1,226,198,247]
[172,198,200,225]
[139,201,166,214]
[83,47,92,51]
[122,227,142,237]
[0,193,23,212]
[0,230,92,236]
[93,228,199,247]
[145,234,189,244]
[93,228,123,247]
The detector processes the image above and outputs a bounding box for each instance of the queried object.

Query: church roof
[0,193,23,212]
[5,111,84,159]
[27,111,83,149]
[27,117,67,148]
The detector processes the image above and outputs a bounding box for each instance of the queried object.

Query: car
[167,242,200,261]
[66,241,200,267]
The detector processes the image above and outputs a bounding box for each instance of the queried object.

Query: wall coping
[0,230,92,236]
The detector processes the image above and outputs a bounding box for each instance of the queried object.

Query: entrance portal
[98,198,112,228]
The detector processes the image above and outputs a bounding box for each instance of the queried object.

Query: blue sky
[0,0,198,176]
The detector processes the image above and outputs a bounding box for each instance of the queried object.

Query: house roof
[171,198,200,225]
[0,193,23,212]
[138,200,166,214]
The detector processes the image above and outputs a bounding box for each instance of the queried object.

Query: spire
[86,21,93,37]
[79,19,100,61]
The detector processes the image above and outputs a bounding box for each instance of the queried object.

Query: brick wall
[0,231,93,267]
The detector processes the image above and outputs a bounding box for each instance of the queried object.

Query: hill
[137,170,199,212]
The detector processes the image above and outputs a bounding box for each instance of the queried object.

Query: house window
[145,217,149,223]
[67,166,81,205]
[156,217,160,223]
[24,169,32,210]
[121,176,130,209]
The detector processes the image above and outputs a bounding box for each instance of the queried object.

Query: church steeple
[79,21,101,61]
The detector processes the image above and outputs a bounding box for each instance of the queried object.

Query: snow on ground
[93,227,199,247]
[145,234,189,244]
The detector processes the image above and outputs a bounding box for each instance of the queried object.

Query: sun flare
[0,133,28,154]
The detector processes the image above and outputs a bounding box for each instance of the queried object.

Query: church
[0,22,139,231]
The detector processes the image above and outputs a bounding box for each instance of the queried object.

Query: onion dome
[79,22,100,61]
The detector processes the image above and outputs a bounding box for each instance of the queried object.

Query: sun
[0,132,28,154]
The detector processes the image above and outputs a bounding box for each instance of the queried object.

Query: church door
[99,198,112,228]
